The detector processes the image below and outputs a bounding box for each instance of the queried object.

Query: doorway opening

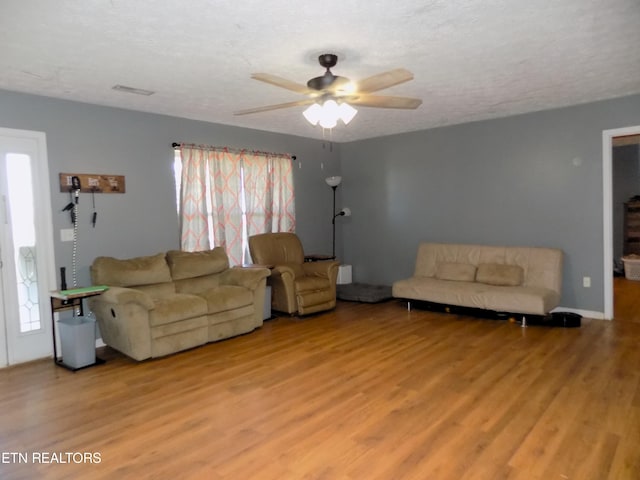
[603,126,640,320]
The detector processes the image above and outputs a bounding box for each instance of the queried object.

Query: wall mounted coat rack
[59,173,125,193]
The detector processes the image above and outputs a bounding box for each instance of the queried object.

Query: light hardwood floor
[1,281,640,479]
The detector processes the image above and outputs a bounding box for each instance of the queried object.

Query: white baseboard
[552,306,606,320]
[95,338,106,348]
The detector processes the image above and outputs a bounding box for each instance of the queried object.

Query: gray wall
[341,94,640,313]
[0,89,341,288]
[3,88,640,314]
[613,144,640,263]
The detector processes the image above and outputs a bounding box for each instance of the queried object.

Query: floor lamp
[326,176,351,259]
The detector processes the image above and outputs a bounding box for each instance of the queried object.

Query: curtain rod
[172,143,296,160]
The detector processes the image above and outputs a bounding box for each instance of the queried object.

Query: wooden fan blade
[356,68,414,93]
[251,73,313,95]
[234,99,316,116]
[349,94,422,109]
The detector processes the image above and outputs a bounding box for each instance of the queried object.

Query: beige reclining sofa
[89,248,270,361]
[392,242,563,316]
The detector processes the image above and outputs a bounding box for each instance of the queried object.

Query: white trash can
[337,265,352,284]
[58,316,96,369]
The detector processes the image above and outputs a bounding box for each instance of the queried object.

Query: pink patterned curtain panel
[178,146,209,251]
[243,152,296,237]
[178,144,295,265]
[210,149,243,265]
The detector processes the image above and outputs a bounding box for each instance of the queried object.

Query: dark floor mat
[337,283,393,303]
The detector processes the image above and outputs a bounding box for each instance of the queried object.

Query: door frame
[602,124,640,320]
[0,127,56,365]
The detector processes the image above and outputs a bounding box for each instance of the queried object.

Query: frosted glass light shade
[319,100,339,129]
[303,100,358,128]
[303,103,322,126]
[341,207,352,217]
[338,103,358,125]
[325,176,342,187]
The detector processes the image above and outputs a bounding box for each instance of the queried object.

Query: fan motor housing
[308,54,348,91]
[318,53,338,69]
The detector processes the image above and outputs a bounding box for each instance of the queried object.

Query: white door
[0,128,56,366]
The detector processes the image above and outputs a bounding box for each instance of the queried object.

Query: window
[5,153,40,332]
[174,149,214,248]
[174,145,295,265]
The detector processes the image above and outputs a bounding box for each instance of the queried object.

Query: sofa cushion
[91,253,172,287]
[476,263,524,286]
[148,294,208,327]
[174,275,221,295]
[166,248,229,281]
[136,282,176,301]
[198,285,253,313]
[435,262,476,282]
[295,276,331,293]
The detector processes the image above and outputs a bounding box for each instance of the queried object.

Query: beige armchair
[248,232,339,315]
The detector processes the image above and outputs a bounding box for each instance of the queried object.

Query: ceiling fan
[234,54,422,126]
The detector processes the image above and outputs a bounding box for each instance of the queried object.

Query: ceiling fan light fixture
[303,99,358,128]
[303,103,322,125]
[338,102,358,125]
[240,54,421,123]
[319,116,338,129]
[320,99,339,129]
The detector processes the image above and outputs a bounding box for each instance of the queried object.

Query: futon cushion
[476,263,524,286]
[435,262,477,282]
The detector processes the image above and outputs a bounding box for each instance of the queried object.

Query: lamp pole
[331,185,337,259]
[325,176,343,259]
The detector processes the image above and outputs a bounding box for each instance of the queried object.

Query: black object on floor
[549,311,582,328]
[337,283,393,303]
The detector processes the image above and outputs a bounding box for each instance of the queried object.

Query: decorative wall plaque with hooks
[59,173,126,193]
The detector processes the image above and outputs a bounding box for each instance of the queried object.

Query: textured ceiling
[1,0,639,143]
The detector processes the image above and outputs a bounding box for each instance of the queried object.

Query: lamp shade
[325,176,342,187]
[341,207,351,217]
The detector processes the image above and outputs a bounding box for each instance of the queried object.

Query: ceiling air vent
[111,84,155,96]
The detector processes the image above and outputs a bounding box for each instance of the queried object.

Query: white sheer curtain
[178,144,295,264]
[244,153,295,236]
[179,146,209,251]
[209,149,243,265]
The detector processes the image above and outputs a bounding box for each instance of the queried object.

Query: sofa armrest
[270,265,296,282]
[97,286,155,310]
[88,287,155,361]
[302,260,340,278]
[221,267,271,290]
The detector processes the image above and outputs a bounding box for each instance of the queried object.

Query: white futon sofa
[392,242,563,315]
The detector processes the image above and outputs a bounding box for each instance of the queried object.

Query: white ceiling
[1,0,639,143]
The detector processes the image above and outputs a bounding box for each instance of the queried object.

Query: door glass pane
[6,153,40,333]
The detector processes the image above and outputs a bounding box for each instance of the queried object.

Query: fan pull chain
[322,128,333,152]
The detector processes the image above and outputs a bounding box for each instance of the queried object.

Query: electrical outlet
[583,276,591,288]
[60,229,75,242]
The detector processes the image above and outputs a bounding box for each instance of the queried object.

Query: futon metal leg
[521,315,527,328]
[407,301,411,312]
